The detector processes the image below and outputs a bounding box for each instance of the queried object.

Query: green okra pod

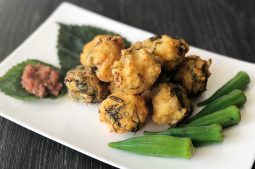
[185,106,241,128]
[189,89,246,122]
[144,124,223,146]
[198,71,250,106]
[108,135,194,159]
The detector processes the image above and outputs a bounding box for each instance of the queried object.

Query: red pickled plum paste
[21,64,63,97]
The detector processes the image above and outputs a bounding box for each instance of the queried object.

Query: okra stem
[144,124,223,146]
[189,89,246,122]
[108,135,194,159]
[198,71,250,106]
[185,106,241,128]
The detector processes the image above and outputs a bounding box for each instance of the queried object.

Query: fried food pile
[64,34,212,133]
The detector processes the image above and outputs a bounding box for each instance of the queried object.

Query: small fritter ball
[133,35,189,72]
[152,83,192,125]
[99,92,148,133]
[80,35,124,82]
[64,65,109,103]
[110,48,161,94]
[173,55,211,96]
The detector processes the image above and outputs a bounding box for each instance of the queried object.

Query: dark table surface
[0,0,254,168]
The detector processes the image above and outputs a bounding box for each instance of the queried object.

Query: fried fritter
[80,35,124,82]
[132,35,189,72]
[110,48,161,94]
[99,91,148,133]
[173,55,211,96]
[152,83,192,125]
[65,65,109,103]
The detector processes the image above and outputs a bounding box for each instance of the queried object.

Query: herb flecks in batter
[109,95,124,103]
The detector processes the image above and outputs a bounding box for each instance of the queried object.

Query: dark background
[0,0,254,168]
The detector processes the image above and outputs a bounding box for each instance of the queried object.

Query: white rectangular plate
[0,2,255,169]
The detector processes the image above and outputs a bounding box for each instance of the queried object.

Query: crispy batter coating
[152,83,192,125]
[80,35,124,82]
[140,69,175,104]
[110,48,161,94]
[64,65,109,103]
[173,55,211,96]
[99,91,148,133]
[132,35,189,72]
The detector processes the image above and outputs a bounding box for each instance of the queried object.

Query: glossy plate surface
[0,2,254,169]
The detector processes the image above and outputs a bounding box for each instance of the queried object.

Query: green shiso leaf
[57,23,131,72]
[0,59,66,100]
